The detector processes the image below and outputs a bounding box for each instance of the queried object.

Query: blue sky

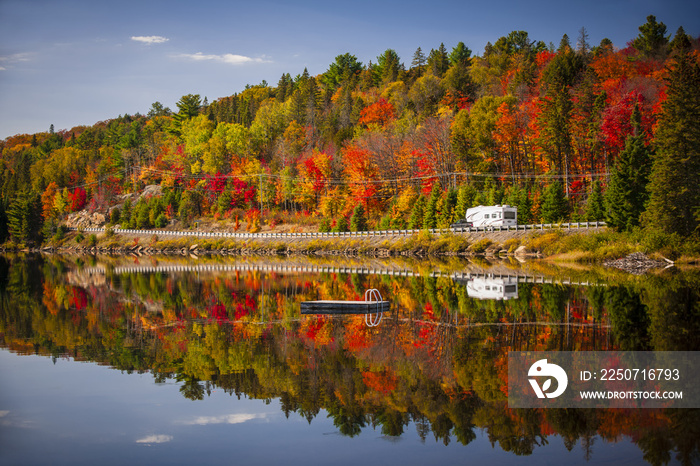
[1,0,698,139]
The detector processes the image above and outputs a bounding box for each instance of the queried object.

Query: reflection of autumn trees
[1,255,699,464]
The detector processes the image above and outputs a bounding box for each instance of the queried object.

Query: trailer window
[504,211,515,219]
[505,285,516,293]
[484,214,489,219]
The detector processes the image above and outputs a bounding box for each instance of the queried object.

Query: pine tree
[541,181,569,222]
[411,47,426,75]
[408,195,426,229]
[455,183,477,222]
[506,184,532,224]
[632,15,669,58]
[423,183,442,229]
[518,188,533,225]
[604,104,652,231]
[643,49,700,236]
[437,189,458,228]
[669,26,692,53]
[585,180,605,222]
[7,190,42,245]
[332,216,349,233]
[427,43,449,77]
[350,204,368,231]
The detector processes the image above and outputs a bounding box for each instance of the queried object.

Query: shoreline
[5,225,697,268]
[17,227,564,259]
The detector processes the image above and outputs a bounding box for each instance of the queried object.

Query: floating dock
[301,300,390,314]
[301,289,389,316]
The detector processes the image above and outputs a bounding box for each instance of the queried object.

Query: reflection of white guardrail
[79,263,603,287]
[70,221,606,240]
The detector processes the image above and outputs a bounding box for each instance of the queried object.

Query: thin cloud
[0,53,32,70]
[136,434,173,444]
[175,52,269,65]
[175,413,265,426]
[131,36,170,45]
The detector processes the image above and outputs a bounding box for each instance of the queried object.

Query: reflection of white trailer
[465,205,517,227]
[466,277,519,300]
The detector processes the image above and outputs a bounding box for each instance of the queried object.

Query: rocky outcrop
[603,252,671,274]
[65,211,106,229]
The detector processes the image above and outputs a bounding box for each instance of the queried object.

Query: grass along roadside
[32,224,699,265]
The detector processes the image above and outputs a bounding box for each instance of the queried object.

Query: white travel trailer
[462,205,518,228]
[466,277,519,301]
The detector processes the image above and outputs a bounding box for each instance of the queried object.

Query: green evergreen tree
[375,49,402,85]
[217,191,233,215]
[423,183,442,229]
[411,47,426,75]
[178,191,202,227]
[7,190,42,245]
[505,184,532,224]
[437,189,458,228]
[519,187,533,225]
[669,26,692,53]
[350,204,368,231]
[427,43,449,77]
[175,94,202,119]
[541,181,569,222]
[632,15,669,58]
[171,94,202,136]
[120,199,132,228]
[408,195,426,229]
[134,198,152,229]
[455,183,477,222]
[0,203,8,243]
[486,179,504,205]
[449,42,472,66]
[604,105,652,231]
[643,49,700,236]
[332,216,349,232]
[318,218,332,232]
[585,180,605,221]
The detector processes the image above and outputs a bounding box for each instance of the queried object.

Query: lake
[1,254,698,465]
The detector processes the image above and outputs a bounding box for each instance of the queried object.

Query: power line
[52,165,610,195]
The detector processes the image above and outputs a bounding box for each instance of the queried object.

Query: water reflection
[1,254,699,465]
[466,276,519,300]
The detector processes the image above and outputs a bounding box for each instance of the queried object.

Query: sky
[1,0,698,139]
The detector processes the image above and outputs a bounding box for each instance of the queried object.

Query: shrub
[87,234,98,248]
[378,214,391,230]
[503,238,521,253]
[470,238,492,254]
[332,217,349,232]
[319,218,332,232]
[155,213,168,228]
[51,231,64,244]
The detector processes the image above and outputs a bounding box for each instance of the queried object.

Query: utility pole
[259,174,263,213]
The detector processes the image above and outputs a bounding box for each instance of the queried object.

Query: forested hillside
[1,16,699,246]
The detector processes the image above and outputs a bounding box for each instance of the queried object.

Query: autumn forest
[1,16,699,245]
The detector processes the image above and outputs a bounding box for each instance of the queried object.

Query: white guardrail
[70,221,606,240]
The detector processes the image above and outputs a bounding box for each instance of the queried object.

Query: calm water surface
[1,254,698,465]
